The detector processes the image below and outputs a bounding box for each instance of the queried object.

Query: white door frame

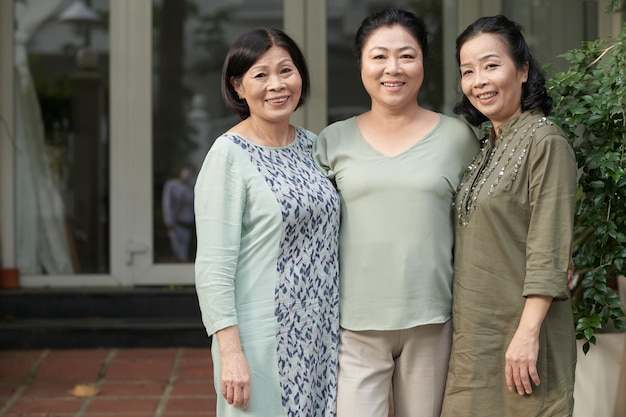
[285,0,327,134]
[109,0,163,286]
[0,1,16,273]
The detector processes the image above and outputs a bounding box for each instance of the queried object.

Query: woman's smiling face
[459,33,529,132]
[360,24,424,110]
[232,46,302,123]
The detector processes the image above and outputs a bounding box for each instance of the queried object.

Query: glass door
[111,0,289,285]
[3,0,318,287]
[10,0,113,286]
[151,0,287,266]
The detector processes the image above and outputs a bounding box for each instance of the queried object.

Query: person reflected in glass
[194,28,340,416]
[441,15,577,417]
[162,162,196,262]
[314,8,479,417]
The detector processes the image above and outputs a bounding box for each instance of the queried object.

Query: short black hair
[354,8,429,64]
[221,28,310,119]
[454,15,552,127]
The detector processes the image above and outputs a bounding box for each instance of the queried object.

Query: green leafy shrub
[546,22,626,354]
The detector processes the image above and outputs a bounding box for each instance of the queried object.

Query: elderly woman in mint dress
[194,28,339,417]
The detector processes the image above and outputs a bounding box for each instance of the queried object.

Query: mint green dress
[195,128,340,417]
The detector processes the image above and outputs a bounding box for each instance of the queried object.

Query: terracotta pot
[0,268,20,289]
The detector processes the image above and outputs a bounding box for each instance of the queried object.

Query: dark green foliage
[546,22,626,354]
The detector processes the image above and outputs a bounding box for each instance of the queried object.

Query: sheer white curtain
[14,0,74,274]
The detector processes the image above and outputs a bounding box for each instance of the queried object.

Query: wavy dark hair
[354,8,429,64]
[453,15,552,127]
[221,28,310,119]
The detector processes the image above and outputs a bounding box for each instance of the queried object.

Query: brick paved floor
[0,348,216,417]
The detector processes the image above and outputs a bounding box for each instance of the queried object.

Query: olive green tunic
[442,111,577,416]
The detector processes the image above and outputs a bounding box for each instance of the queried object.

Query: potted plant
[546,7,626,416]
[0,234,19,290]
[546,14,626,353]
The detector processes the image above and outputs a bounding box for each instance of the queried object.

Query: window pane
[14,0,110,274]
[502,0,597,70]
[152,0,283,263]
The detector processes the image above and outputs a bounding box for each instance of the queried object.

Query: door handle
[125,240,149,265]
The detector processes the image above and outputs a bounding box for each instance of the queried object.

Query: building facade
[0,0,624,288]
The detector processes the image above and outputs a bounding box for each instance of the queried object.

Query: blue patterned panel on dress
[226,128,340,417]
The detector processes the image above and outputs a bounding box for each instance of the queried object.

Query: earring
[238,95,244,100]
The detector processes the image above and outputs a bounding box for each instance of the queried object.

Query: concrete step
[0,287,211,349]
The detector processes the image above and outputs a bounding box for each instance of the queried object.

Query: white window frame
[0,1,15,273]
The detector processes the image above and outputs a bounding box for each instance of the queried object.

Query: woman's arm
[505,295,552,395]
[195,140,249,407]
[508,131,577,395]
[215,325,251,408]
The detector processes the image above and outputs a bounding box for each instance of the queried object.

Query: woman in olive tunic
[441,15,577,416]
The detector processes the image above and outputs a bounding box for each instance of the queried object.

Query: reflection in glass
[14,0,110,274]
[152,0,283,263]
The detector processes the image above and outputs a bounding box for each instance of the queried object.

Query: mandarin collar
[496,110,544,137]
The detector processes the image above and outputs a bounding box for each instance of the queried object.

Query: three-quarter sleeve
[312,131,336,180]
[194,140,247,335]
[523,132,577,299]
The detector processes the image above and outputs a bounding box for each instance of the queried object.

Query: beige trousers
[337,321,452,417]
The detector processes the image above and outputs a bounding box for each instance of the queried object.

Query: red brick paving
[0,348,216,417]
[21,383,79,398]
[170,381,213,396]
[85,398,161,414]
[163,397,216,413]
[98,381,166,397]
[5,398,82,414]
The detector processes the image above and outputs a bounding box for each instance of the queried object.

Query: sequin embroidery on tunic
[455,116,553,227]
